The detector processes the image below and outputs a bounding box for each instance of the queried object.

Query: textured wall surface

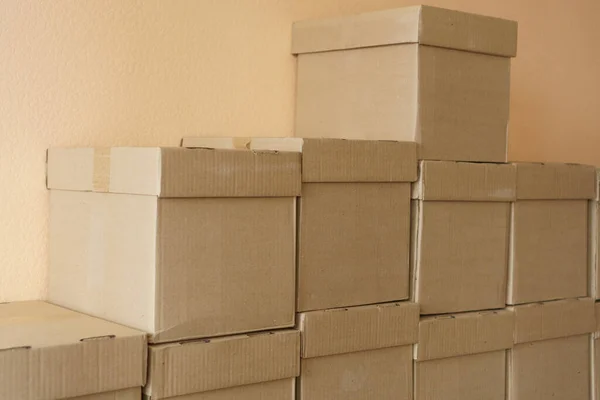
[1,0,599,301]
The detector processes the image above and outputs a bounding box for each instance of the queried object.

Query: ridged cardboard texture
[292,5,518,57]
[415,350,507,400]
[514,162,596,200]
[594,302,600,400]
[298,302,419,359]
[0,301,146,400]
[510,298,595,344]
[415,309,514,362]
[298,345,412,400]
[152,379,295,400]
[74,388,141,400]
[182,137,418,183]
[146,330,300,399]
[47,147,301,197]
[48,190,296,343]
[508,200,589,304]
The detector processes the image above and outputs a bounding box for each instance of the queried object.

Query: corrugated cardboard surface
[508,200,589,304]
[592,200,600,299]
[595,302,600,400]
[412,161,516,201]
[73,388,141,400]
[508,335,591,400]
[514,162,596,200]
[415,350,506,400]
[0,301,146,400]
[298,302,419,358]
[298,345,412,400]
[157,379,294,400]
[295,43,510,162]
[49,190,296,343]
[47,147,301,197]
[511,298,595,344]
[298,182,410,311]
[415,309,514,361]
[292,5,517,57]
[146,330,300,399]
[412,201,510,314]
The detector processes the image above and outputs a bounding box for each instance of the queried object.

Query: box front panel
[155,197,296,342]
[163,379,295,400]
[508,335,591,400]
[299,346,412,400]
[414,201,509,314]
[418,46,510,162]
[69,388,141,400]
[508,200,588,304]
[295,44,418,142]
[415,351,506,400]
[298,183,410,312]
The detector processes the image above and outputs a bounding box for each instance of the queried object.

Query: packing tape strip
[232,137,252,150]
[93,147,111,192]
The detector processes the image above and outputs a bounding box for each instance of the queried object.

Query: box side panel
[295,45,418,142]
[69,388,141,400]
[162,379,295,400]
[48,190,156,333]
[297,183,410,312]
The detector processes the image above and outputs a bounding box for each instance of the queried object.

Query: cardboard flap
[514,162,596,200]
[412,161,516,201]
[147,330,300,399]
[298,302,419,359]
[415,309,514,361]
[47,147,301,197]
[292,5,517,57]
[511,298,595,344]
[0,301,147,400]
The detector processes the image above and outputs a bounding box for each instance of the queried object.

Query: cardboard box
[591,171,600,299]
[297,301,419,400]
[508,163,596,305]
[0,301,146,400]
[507,298,595,400]
[292,5,517,162]
[414,309,514,400]
[183,137,417,312]
[593,302,600,400]
[411,161,516,314]
[47,147,300,343]
[145,330,299,400]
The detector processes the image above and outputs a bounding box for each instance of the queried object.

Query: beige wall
[1,0,598,301]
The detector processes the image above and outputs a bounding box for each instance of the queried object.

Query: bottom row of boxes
[0,299,597,399]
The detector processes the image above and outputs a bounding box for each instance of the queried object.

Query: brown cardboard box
[414,309,514,400]
[0,301,146,400]
[297,302,419,400]
[183,137,418,312]
[411,161,516,314]
[594,302,600,400]
[591,171,600,299]
[47,147,300,343]
[507,298,595,400]
[145,330,299,400]
[508,163,596,305]
[292,5,517,162]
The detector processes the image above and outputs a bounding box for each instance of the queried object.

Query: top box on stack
[292,5,518,162]
[47,147,300,343]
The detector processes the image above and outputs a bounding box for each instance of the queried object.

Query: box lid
[415,309,514,362]
[511,298,595,344]
[182,137,417,183]
[292,5,517,57]
[514,162,596,200]
[146,330,300,399]
[0,301,147,400]
[412,161,516,201]
[298,302,419,359]
[47,147,301,197]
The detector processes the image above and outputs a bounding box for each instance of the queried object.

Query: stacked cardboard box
[0,301,146,399]
[46,147,302,398]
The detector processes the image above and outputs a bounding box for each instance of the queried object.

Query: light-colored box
[507,298,595,400]
[593,302,600,400]
[146,330,299,400]
[414,309,514,400]
[590,171,600,299]
[292,5,517,162]
[182,137,418,312]
[296,302,419,400]
[411,161,516,314]
[0,301,146,400]
[508,163,596,305]
[47,147,300,343]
